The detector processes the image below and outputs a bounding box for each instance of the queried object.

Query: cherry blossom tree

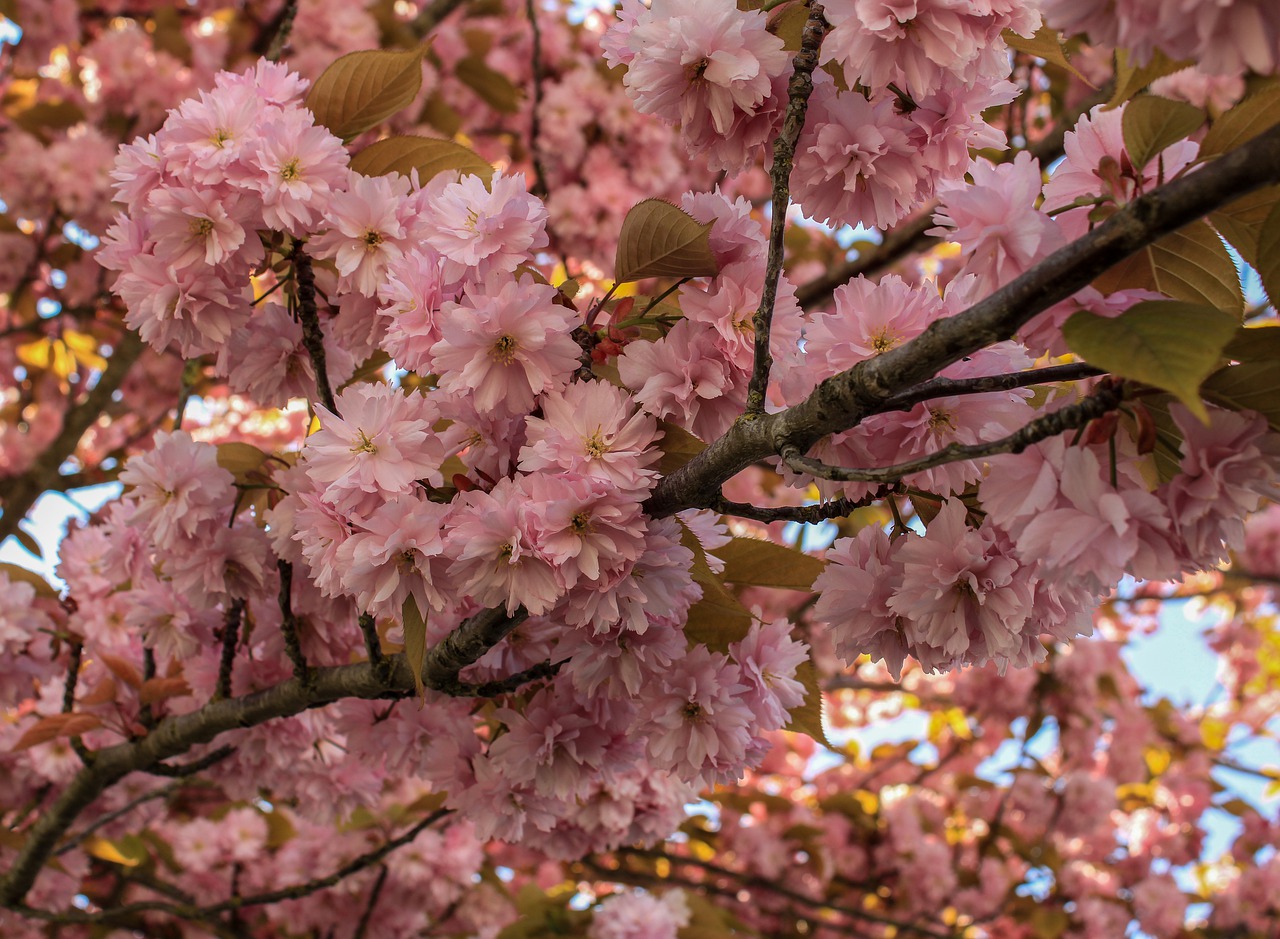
[1,1,1279,937]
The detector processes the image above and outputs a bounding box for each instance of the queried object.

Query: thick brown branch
[421,605,530,694]
[645,121,1280,518]
[745,4,827,416]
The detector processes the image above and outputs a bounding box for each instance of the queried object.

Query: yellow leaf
[1107,48,1189,109]
[614,199,719,283]
[305,47,427,141]
[402,598,428,702]
[785,660,833,748]
[1003,26,1093,86]
[1199,80,1280,159]
[655,420,706,476]
[714,537,827,592]
[216,442,269,483]
[84,835,147,868]
[350,134,493,185]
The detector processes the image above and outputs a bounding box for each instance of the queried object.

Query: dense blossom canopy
[1,1,1279,938]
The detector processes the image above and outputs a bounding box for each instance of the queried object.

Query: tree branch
[291,246,335,414]
[421,605,530,694]
[714,483,897,525]
[645,121,1280,518]
[0,330,144,545]
[745,3,827,417]
[14,811,450,930]
[879,362,1105,413]
[780,381,1124,483]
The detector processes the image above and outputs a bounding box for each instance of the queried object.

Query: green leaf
[349,134,493,185]
[1199,81,1280,159]
[1092,220,1243,314]
[1210,184,1280,269]
[401,598,428,702]
[1002,26,1093,86]
[614,199,719,283]
[305,47,427,141]
[683,592,753,650]
[785,659,833,748]
[1062,300,1240,422]
[714,537,826,591]
[1202,361,1280,432]
[455,55,522,113]
[655,420,707,476]
[1256,201,1280,310]
[1122,95,1205,171]
[1108,48,1188,109]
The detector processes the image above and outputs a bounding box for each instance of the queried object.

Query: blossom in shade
[489,682,617,801]
[888,499,1036,672]
[617,318,734,439]
[118,431,235,550]
[430,273,580,418]
[792,78,926,230]
[639,644,754,788]
[519,474,647,591]
[335,493,452,617]
[589,889,691,939]
[729,620,808,731]
[1163,404,1280,569]
[377,246,453,374]
[930,151,1064,292]
[813,525,909,679]
[446,479,563,616]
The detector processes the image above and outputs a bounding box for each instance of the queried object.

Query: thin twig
[277,560,311,685]
[264,0,298,62]
[714,483,897,525]
[143,745,235,779]
[879,362,1105,413]
[450,658,563,698]
[744,3,828,417]
[215,601,245,701]
[351,865,390,939]
[524,0,549,200]
[291,246,336,414]
[781,382,1125,483]
[55,784,179,856]
[359,613,389,685]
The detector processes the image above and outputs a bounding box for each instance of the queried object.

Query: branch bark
[0,330,144,545]
[645,121,1280,518]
